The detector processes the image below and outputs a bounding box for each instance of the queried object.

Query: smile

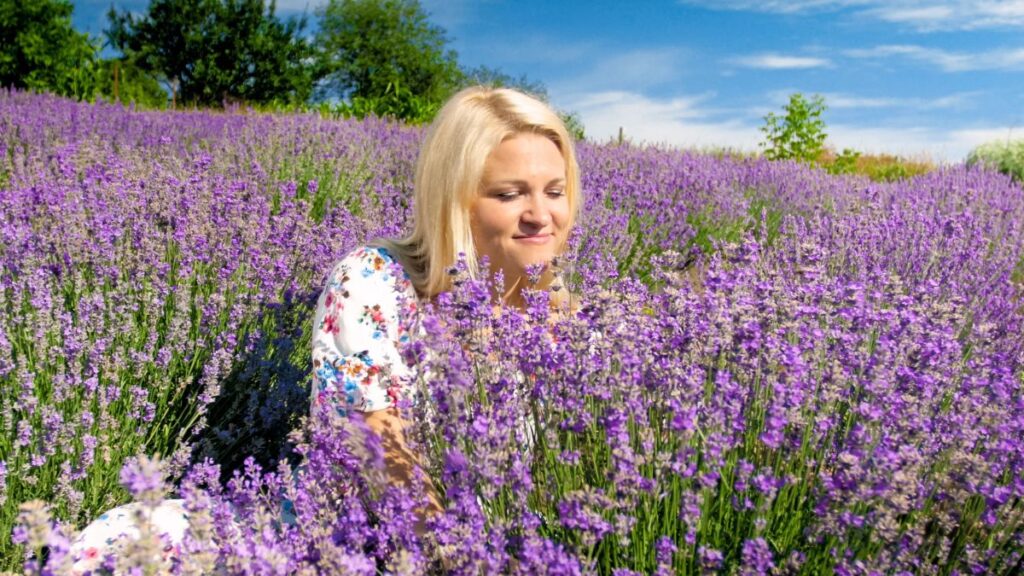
[513,233,552,245]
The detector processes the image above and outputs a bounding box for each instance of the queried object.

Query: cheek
[553,199,572,230]
[473,202,515,238]
[555,204,574,249]
[470,205,508,256]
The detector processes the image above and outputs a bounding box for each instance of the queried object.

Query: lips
[513,233,552,245]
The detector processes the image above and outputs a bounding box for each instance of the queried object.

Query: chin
[519,253,555,269]
[516,256,557,279]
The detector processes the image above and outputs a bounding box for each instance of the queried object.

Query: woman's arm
[311,247,442,535]
[363,407,443,536]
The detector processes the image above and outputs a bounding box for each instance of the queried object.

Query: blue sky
[72,0,1024,162]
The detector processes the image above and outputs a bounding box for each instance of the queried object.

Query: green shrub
[967,139,1024,181]
[815,148,934,182]
[824,147,860,175]
[760,93,827,163]
[559,109,586,142]
[93,59,168,108]
[331,81,440,124]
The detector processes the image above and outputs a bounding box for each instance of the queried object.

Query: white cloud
[558,90,763,151]
[866,1,1024,30]
[824,94,906,108]
[420,0,480,32]
[464,34,598,69]
[765,90,980,110]
[828,124,1016,160]
[928,93,981,109]
[949,127,1023,153]
[845,44,1024,71]
[556,90,1007,162]
[867,5,955,26]
[731,53,833,69]
[552,48,688,93]
[680,0,1024,31]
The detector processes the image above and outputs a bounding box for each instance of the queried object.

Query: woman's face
[471,132,570,289]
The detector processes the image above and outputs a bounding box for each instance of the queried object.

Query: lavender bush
[3,91,1023,573]
[0,91,413,565]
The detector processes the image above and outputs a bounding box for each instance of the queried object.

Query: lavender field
[2,90,1023,574]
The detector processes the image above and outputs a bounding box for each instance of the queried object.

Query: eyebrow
[484,177,566,187]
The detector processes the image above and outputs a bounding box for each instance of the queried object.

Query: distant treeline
[0,0,582,132]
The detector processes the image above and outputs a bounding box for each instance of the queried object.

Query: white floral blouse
[69,246,417,573]
[311,245,420,416]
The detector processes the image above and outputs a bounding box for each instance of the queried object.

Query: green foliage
[816,149,934,182]
[107,0,313,107]
[862,160,922,182]
[760,93,827,163]
[311,0,585,134]
[0,0,98,99]
[967,138,1024,182]
[559,109,586,142]
[332,80,440,124]
[825,148,861,175]
[460,64,549,99]
[93,59,168,108]
[315,0,461,109]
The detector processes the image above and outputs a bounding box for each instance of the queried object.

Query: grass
[817,148,936,182]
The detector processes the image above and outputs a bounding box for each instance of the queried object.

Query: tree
[460,65,548,99]
[0,0,98,99]
[314,0,461,108]
[760,93,827,163]
[94,59,169,108]
[313,0,584,133]
[107,0,313,107]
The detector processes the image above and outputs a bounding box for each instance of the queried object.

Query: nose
[520,192,551,228]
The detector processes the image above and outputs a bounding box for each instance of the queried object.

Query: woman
[69,86,581,571]
[311,86,581,528]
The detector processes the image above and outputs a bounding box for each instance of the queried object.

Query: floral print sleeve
[311,246,419,415]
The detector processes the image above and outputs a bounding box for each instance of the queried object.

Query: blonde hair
[379,86,581,299]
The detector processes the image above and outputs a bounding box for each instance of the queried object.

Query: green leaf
[760,93,827,164]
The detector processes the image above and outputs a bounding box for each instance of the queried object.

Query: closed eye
[494,190,521,201]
